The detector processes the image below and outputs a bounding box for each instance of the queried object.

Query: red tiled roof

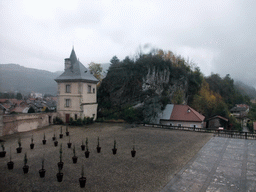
[1,103,11,109]
[253,122,256,131]
[10,106,28,113]
[169,105,205,122]
[208,115,228,122]
[0,99,24,105]
[51,97,58,101]
[0,99,8,103]
[236,104,249,109]
[8,99,18,103]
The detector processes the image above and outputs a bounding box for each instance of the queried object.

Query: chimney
[65,58,71,70]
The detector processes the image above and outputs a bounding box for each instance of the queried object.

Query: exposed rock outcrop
[98,54,199,123]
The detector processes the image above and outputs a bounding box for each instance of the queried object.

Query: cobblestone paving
[161,137,256,192]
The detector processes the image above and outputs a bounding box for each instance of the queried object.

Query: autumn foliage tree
[205,74,250,108]
[88,62,103,83]
[191,79,229,119]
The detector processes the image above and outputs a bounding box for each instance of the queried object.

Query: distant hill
[101,63,110,72]
[101,63,110,77]
[235,80,256,99]
[0,64,62,95]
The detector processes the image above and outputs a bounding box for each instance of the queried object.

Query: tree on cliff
[97,49,202,123]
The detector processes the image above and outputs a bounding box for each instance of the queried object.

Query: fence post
[218,130,220,137]
[245,132,247,139]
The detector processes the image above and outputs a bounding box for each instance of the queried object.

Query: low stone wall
[2,112,57,136]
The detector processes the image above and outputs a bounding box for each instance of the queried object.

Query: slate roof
[161,104,205,122]
[230,106,248,113]
[55,49,99,83]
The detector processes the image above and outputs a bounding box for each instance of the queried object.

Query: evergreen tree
[16,93,22,100]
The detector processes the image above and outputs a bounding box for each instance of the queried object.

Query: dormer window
[66,84,71,93]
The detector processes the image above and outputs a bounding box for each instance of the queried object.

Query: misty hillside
[0,64,62,95]
[235,81,256,99]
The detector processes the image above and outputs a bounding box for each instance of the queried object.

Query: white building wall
[82,83,97,104]
[82,104,98,120]
[160,120,204,128]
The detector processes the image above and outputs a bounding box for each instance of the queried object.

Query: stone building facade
[55,49,98,123]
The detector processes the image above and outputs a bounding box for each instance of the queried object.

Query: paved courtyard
[161,137,256,192]
[0,123,212,192]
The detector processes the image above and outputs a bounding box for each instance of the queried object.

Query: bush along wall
[69,117,94,126]
[53,117,64,125]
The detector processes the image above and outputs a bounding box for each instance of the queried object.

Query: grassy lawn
[0,123,212,192]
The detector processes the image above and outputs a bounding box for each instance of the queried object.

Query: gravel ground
[0,123,212,192]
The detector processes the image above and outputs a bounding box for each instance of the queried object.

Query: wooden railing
[140,123,256,140]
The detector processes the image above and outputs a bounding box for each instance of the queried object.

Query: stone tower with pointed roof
[55,48,99,123]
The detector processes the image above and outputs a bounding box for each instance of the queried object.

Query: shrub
[68,117,87,126]
[89,117,94,124]
[82,117,94,125]
[76,118,83,126]
[122,107,141,123]
[54,117,64,125]
[28,107,35,113]
[87,117,91,124]
[229,116,242,132]
[83,117,88,125]
[70,117,76,126]
[96,118,104,122]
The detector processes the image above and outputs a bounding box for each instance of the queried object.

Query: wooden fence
[141,123,256,140]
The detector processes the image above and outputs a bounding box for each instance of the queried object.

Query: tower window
[66,84,71,93]
[65,99,71,107]
[88,85,91,93]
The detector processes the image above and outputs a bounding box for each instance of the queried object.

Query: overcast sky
[1,0,256,87]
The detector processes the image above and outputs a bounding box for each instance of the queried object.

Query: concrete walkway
[161,137,256,192]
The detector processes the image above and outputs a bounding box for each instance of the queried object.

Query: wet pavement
[161,137,256,192]
[0,123,212,192]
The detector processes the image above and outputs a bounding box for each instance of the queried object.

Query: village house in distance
[55,48,99,123]
[159,104,205,128]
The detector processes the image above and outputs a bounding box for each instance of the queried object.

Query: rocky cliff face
[140,67,188,122]
[98,54,198,123]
